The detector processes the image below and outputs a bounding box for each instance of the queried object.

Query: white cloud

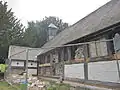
[5,0,110,26]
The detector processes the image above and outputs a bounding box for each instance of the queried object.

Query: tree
[0,1,25,63]
[23,16,68,48]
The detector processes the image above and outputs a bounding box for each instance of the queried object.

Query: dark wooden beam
[67,47,72,62]
[83,45,88,80]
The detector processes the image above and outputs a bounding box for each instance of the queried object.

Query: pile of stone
[11,74,24,83]
[11,74,47,90]
[28,80,46,90]
[27,75,47,90]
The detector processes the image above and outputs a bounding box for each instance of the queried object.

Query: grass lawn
[47,81,70,90]
[0,81,26,90]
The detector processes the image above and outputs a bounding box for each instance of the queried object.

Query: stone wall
[39,67,51,76]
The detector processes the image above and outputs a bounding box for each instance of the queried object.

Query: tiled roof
[39,0,120,55]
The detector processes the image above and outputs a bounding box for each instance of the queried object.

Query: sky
[2,0,110,26]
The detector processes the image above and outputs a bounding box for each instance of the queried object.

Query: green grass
[47,81,92,90]
[0,81,17,90]
[47,82,70,90]
[0,81,26,90]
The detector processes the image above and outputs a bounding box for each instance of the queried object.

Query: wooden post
[61,48,64,61]
[60,48,64,83]
[25,49,29,90]
[67,47,71,62]
[42,55,45,75]
[50,52,55,76]
[45,55,47,64]
[83,45,88,80]
[39,56,42,75]
[37,59,39,76]
[50,53,52,75]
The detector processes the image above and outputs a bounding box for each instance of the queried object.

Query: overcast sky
[2,0,110,26]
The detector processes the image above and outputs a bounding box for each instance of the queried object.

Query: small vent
[17,62,19,65]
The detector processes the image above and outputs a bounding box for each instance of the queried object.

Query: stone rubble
[11,74,47,90]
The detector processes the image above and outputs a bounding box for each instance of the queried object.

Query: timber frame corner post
[67,46,72,62]
[59,47,65,83]
[83,44,88,80]
[59,61,65,83]
[25,49,29,90]
[50,52,55,76]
